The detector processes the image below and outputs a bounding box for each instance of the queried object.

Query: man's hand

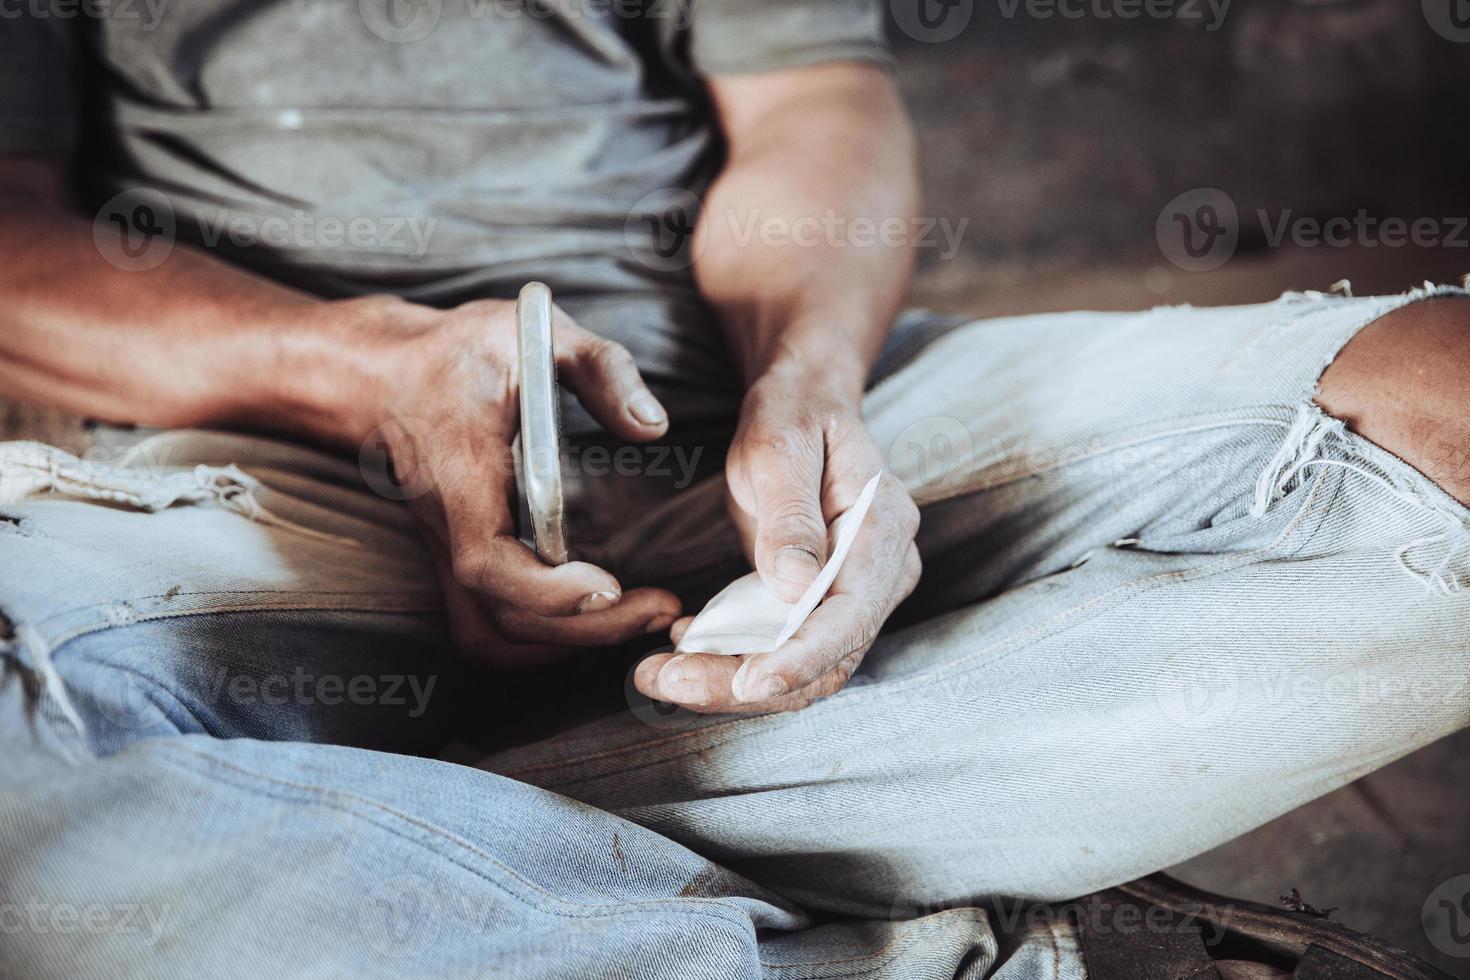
[337,295,683,663]
[634,369,920,711]
[630,62,922,711]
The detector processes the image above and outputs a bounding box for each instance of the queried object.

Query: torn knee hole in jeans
[0,441,357,547]
[0,511,34,536]
[1252,402,1470,596]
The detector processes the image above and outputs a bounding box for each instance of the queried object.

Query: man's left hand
[634,369,921,713]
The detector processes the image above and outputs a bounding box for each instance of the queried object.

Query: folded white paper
[675,472,882,655]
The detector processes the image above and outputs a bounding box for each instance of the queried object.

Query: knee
[1316,297,1470,506]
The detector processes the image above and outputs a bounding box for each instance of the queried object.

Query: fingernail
[644,613,677,635]
[659,656,708,705]
[774,546,821,590]
[733,671,786,703]
[634,657,663,691]
[628,390,667,427]
[576,590,620,613]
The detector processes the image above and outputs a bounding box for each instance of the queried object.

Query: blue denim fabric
[4,288,1470,978]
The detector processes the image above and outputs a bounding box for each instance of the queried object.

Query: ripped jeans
[2,288,1469,980]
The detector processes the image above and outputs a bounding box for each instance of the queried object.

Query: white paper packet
[675,472,882,655]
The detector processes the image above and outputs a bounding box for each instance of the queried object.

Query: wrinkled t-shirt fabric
[0,2,888,386]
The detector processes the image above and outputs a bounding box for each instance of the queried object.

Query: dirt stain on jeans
[611,832,629,875]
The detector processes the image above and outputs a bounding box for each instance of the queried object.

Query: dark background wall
[889,0,1470,315]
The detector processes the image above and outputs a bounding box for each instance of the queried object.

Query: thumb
[749,432,829,603]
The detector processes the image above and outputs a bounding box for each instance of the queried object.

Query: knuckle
[769,665,806,697]
[588,337,637,374]
[745,421,817,463]
[454,299,495,318]
[450,548,492,592]
[767,499,826,541]
[491,608,537,643]
[851,598,888,650]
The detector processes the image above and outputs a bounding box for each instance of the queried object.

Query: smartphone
[516,281,569,565]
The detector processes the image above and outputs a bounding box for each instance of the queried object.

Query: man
[1,2,1466,977]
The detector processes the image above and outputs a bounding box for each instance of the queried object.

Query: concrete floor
[1172,727,1470,977]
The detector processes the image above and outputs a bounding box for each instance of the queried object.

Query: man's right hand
[0,159,681,663]
[327,294,683,662]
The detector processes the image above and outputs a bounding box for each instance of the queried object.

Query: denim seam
[36,586,443,622]
[909,412,1298,505]
[1282,463,1346,561]
[152,741,772,930]
[514,481,1324,785]
[30,597,445,655]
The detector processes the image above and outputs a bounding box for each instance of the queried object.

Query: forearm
[694,64,919,400]
[0,160,373,447]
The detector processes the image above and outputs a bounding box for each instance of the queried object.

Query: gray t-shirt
[1,1,889,411]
